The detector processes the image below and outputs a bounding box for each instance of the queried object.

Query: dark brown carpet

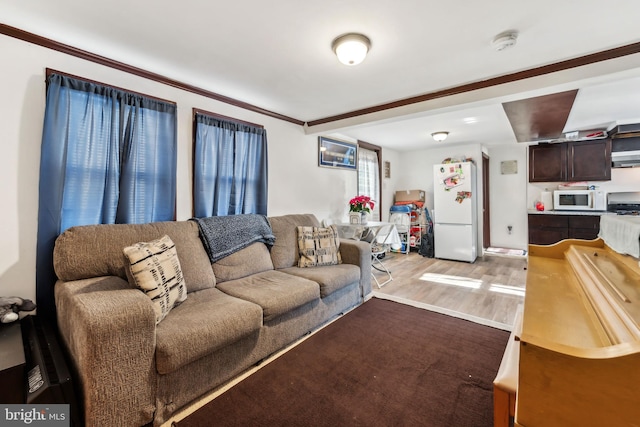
[175,297,509,427]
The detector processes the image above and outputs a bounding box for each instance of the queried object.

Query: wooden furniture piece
[0,322,26,403]
[528,139,611,182]
[528,214,600,245]
[516,238,640,426]
[493,305,523,427]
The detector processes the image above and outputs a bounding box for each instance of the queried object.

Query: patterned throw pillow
[123,235,187,324]
[297,225,342,268]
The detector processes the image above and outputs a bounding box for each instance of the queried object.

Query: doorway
[482,153,491,249]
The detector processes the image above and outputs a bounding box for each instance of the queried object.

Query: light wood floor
[372,250,528,328]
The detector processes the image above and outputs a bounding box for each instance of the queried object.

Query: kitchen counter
[527,210,612,216]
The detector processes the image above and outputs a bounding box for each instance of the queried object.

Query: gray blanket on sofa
[191,214,276,263]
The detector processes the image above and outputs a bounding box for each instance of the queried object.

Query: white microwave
[553,190,606,211]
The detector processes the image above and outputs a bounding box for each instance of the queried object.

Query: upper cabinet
[567,139,612,181]
[529,143,567,182]
[529,139,611,182]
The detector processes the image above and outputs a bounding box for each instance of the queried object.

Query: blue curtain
[36,73,177,317]
[194,114,268,217]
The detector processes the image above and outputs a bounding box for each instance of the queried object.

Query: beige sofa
[53,214,371,427]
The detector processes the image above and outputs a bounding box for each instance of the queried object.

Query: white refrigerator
[433,162,477,262]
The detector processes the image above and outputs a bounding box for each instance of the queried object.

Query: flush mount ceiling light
[492,31,518,51]
[431,131,449,142]
[332,33,371,66]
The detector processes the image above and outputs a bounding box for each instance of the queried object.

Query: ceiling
[3,0,640,151]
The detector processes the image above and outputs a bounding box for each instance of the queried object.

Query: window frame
[357,140,383,221]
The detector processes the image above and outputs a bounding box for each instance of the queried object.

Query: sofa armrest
[339,239,372,299]
[55,276,157,427]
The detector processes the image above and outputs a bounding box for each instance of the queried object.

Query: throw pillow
[297,225,342,268]
[123,235,187,324]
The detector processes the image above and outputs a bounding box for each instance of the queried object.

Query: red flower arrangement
[349,195,375,213]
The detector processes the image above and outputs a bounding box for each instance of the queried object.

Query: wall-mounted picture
[318,136,357,170]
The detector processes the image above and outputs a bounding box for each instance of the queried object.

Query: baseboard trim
[371,292,513,332]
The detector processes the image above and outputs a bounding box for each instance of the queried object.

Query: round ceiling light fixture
[431,131,449,142]
[332,33,371,66]
[492,31,518,51]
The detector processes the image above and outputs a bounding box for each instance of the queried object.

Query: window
[357,142,382,221]
[36,71,177,316]
[193,110,268,217]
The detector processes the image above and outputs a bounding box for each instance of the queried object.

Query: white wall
[11,29,635,304]
[527,167,640,209]
[380,149,401,221]
[0,33,375,302]
[397,144,486,250]
[390,143,531,252]
[486,144,528,250]
[322,133,402,224]
[391,141,640,253]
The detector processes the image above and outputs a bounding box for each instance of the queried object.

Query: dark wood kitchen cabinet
[567,139,612,181]
[568,215,601,240]
[528,214,569,245]
[529,139,611,182]
[528,214,600,245]
[528,143,567,182]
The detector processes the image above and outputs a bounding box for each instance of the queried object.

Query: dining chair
[362,223,395,288]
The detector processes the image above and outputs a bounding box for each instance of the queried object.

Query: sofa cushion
[297,225,342,268]
[216,270,320,322]
[123,235,188,324]
[279,264,360,298]
[155,288,263,375]
[212,243,274,283]
[269,214,320,269]
[54,221,216,293]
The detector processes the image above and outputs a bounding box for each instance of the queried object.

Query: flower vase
[360,211,368,225]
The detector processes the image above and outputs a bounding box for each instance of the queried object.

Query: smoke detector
[492,31,518,51]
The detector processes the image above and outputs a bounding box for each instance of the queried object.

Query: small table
[335,221,402,250]
[336,221,400,287]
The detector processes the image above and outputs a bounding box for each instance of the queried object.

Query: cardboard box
[394,189,425,203]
